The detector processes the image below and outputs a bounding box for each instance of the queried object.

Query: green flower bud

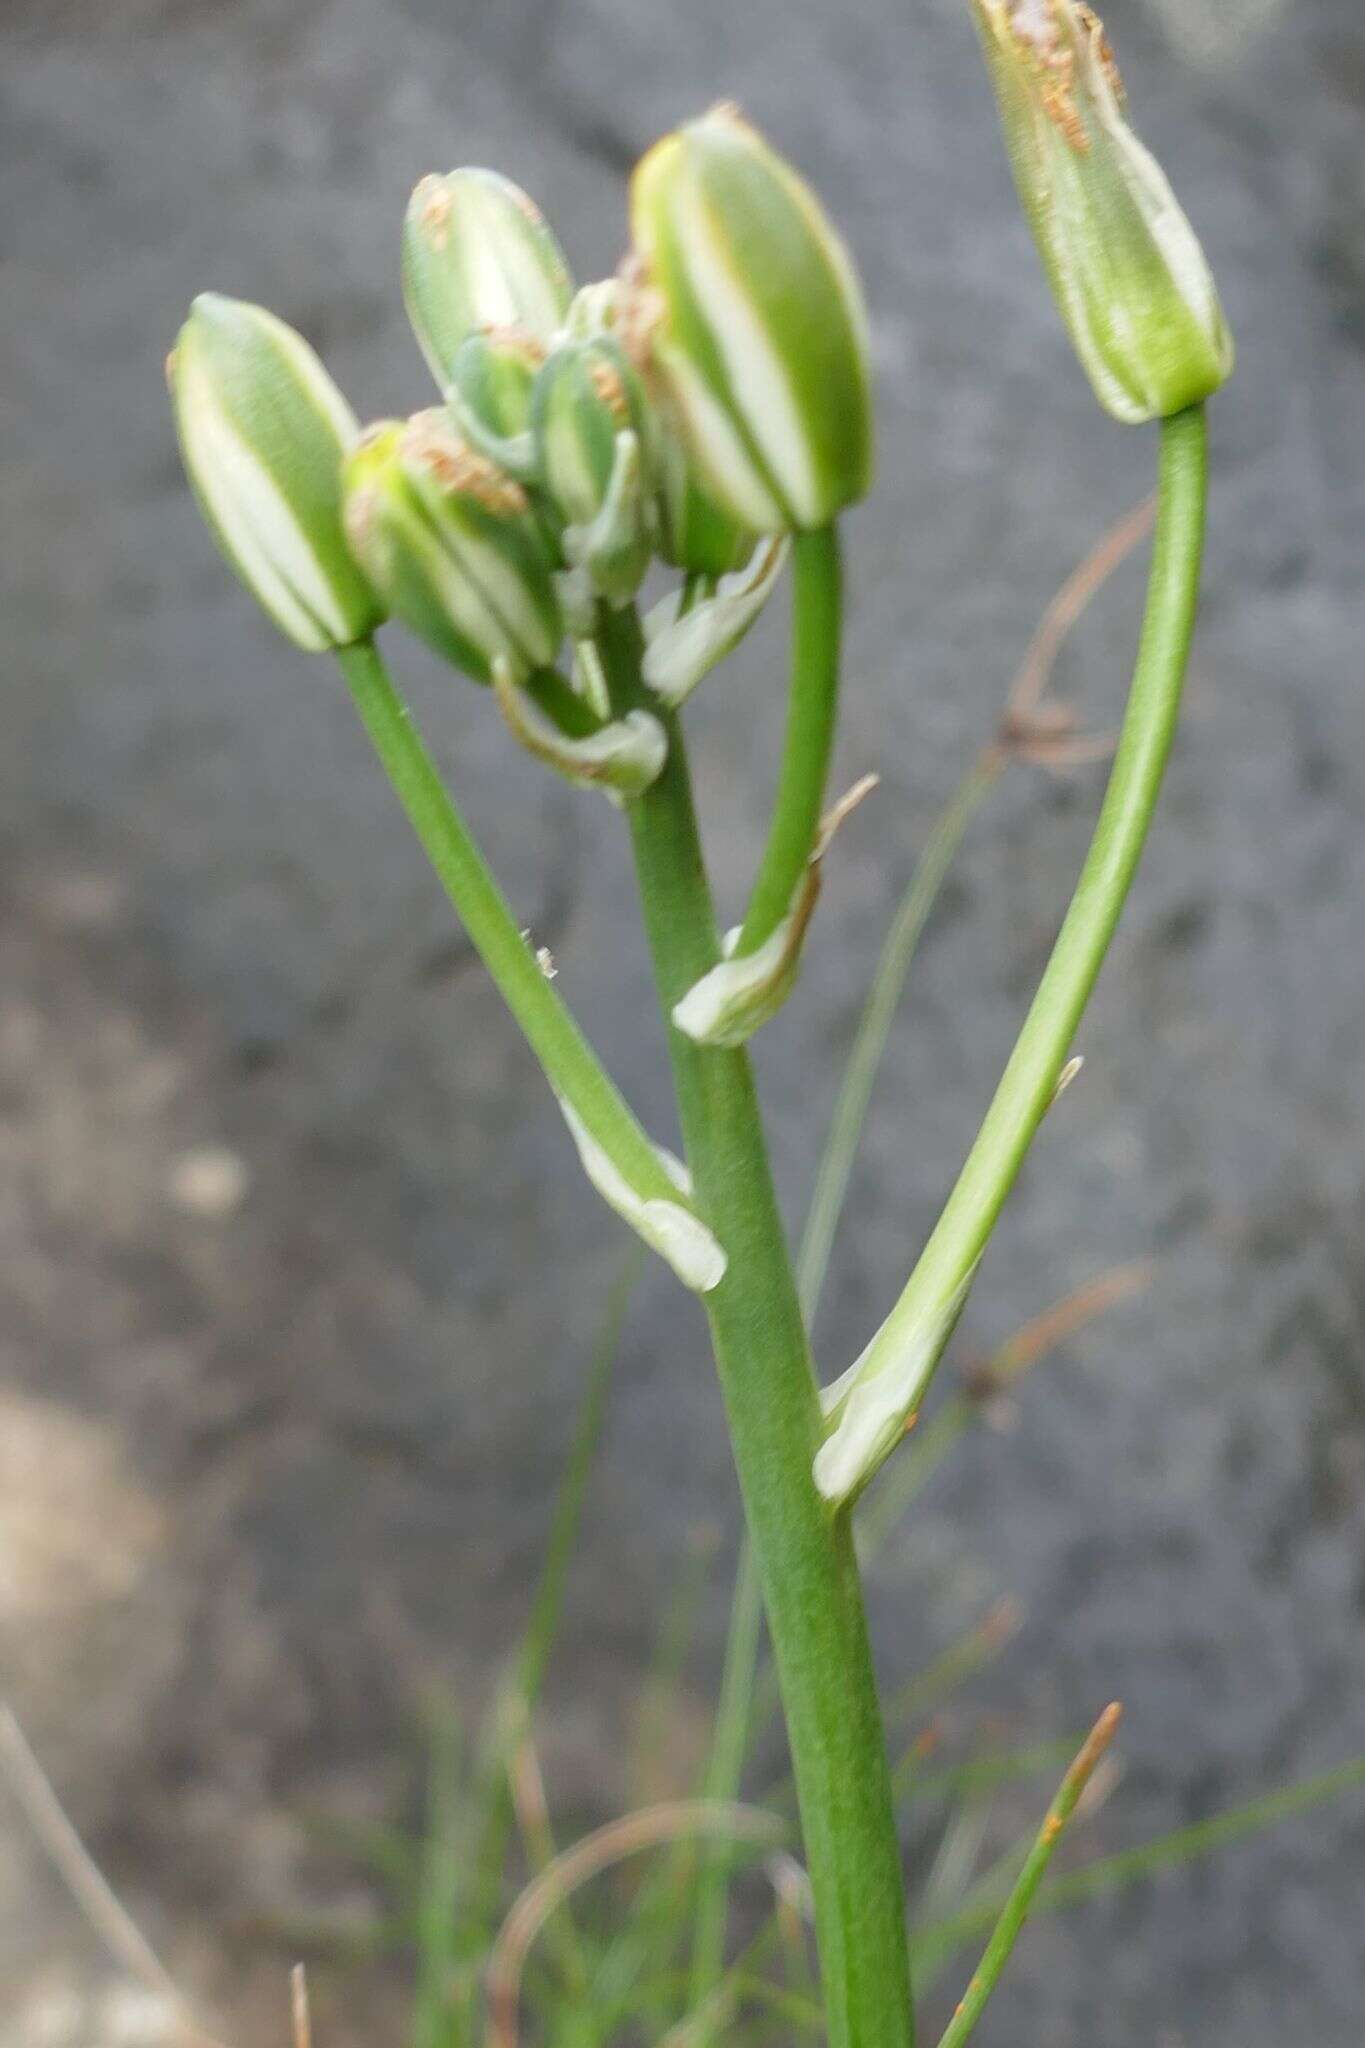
[968,0,1234,423]
[629,105,873,533]
[447,326,546,481]
[532,339,654,605]
[402,169,573,389]
[169,293,382,651]
[563,270,754,573]
[342,412,562,685]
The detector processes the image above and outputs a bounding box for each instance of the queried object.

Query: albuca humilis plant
[169,6,1233,2041]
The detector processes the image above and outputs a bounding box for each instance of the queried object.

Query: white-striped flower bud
[969,0,1233,423]
[402,169,573,389]
[629,106,873,533]
[169,294,382,651]
[342,413,562,686]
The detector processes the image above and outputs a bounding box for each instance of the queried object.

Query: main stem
[599,605,915,2048]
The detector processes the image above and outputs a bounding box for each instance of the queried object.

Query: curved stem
[734,523,842,952]
[335,640,697,1227]
[598,604,916,2048]
[825,406,1207,1486]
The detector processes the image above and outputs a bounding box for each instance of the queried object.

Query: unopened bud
[342,413,562,685]
[447,326,546,481]
[630,106,873,532]
[969,0,1233,423]
[403,169,573,388]
[532,339,655,605]
[169,294,382,651]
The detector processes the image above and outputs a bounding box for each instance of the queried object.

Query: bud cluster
[169,110,885,761]
[172,31,1230,771]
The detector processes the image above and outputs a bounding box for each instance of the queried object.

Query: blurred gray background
[2,0,1363,2041]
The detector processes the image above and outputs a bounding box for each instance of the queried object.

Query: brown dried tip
[1070,1700,1123,1784]
[164,347,179,389]
[403,411,529,516]
[414,175,453,245]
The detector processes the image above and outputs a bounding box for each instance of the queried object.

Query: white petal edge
[642,537,789,707]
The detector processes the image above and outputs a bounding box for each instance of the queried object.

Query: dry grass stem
[485,1799,783,2048]
[0,1700,230,2048]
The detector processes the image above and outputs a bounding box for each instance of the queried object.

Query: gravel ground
[1,0,1363,2042]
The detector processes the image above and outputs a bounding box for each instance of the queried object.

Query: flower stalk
[816,405,1209,1505]
[335,639,725,1296]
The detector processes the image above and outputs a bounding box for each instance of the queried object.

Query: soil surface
[2,1,1363,2042]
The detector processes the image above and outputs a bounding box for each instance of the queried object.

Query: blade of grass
[932,1704,1123,2048]
[886,1601,1022,1737]
[509,1737,591,2000]
[486,1802,784,2048]
[686,1542,764,2008]
[899,1736,1085,1810]
[0,1703,230,2048]
[467,1248,642,1937]
[632,1526,720,1808]
[914,1752,1365,1980]
[411,1702,468,2048]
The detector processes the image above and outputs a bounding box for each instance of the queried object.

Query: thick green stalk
[599,604,915,2048]
[735,523,843,952]
[820,407,1208,1496]
[335,641,698,1229]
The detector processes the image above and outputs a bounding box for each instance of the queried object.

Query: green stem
[335,641,695,1228]
[598,604,915,2048]
[833,407,1208,1467]
[734,524,843,953]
